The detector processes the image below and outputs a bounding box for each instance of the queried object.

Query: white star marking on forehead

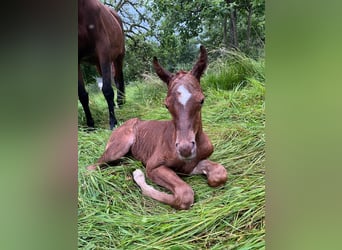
[177,85,192,106]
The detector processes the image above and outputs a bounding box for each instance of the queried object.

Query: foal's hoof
[133,169,145,181]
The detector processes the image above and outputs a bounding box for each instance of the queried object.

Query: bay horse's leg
[191,160,227,187]
[87,118,139,170]
[100,59,117,130]
[78,64,94,129]
[133,166,194,210]
[113,54,125,107]
[96,64,102,76]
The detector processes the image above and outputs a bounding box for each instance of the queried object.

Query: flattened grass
[78,61,265,249]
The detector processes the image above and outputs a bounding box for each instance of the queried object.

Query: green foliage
[155,37,198,73]
[78,55,265,249]
[203,49,265,91]
[123,36,158,82]
[149,0,265,58]
[86,0,264,83]
[124,37,201,82]
[80,63,99,85]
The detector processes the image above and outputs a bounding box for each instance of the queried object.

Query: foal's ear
[190,45,208,81]
[153,57,173,85]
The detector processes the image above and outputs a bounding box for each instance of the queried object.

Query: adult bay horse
[87,46,227,210]
[78,0,125,129]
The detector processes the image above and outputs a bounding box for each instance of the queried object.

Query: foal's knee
[173,186,194,210]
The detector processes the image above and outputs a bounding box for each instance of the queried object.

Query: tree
[149,0,264,57]
[83,0,265,82]
[103,0,151,41]
[225,0,238,49]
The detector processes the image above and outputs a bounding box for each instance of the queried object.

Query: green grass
[78,57,265,249]
[203,50,265,91]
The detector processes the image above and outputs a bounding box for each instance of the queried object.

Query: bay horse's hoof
[87,119,95,129]
[117,99,125,108]
[86,126,96,132]
[109,119,117,130]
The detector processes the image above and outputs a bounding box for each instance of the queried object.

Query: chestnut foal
[88,46,227,210]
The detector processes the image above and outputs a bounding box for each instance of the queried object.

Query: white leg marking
[177,85,191,106]
[133,169,157,195]
[133,169,174,203]
[133,169,146,186]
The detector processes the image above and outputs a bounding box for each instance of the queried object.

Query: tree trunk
[226,0,238,49]
[223,14,228,47]
[229,8,238,49]
[246,3,253,52]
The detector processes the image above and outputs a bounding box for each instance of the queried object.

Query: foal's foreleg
[133,166,194,210]
[87,118,138,170]
[191,160,227,187]
[133,169,174,205]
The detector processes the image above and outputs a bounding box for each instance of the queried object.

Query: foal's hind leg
[87,118,138,170]
[191,160,227,187]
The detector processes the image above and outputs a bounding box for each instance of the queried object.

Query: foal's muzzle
[176,141,196,160]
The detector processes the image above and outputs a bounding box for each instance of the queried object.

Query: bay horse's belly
[80,54,98,65]
[78,44,98,62]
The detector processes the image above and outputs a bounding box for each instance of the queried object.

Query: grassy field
[78,54,265,249]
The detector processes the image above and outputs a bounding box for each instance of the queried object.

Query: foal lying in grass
[88,46,227,210]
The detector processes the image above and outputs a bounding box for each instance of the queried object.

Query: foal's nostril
[176,143,179,148]
[191,141,195,147]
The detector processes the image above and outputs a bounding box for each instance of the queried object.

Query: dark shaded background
[266,1,342,249]
[0,1,77,249]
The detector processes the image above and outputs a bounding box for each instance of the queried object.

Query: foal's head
[153,45,208,160]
